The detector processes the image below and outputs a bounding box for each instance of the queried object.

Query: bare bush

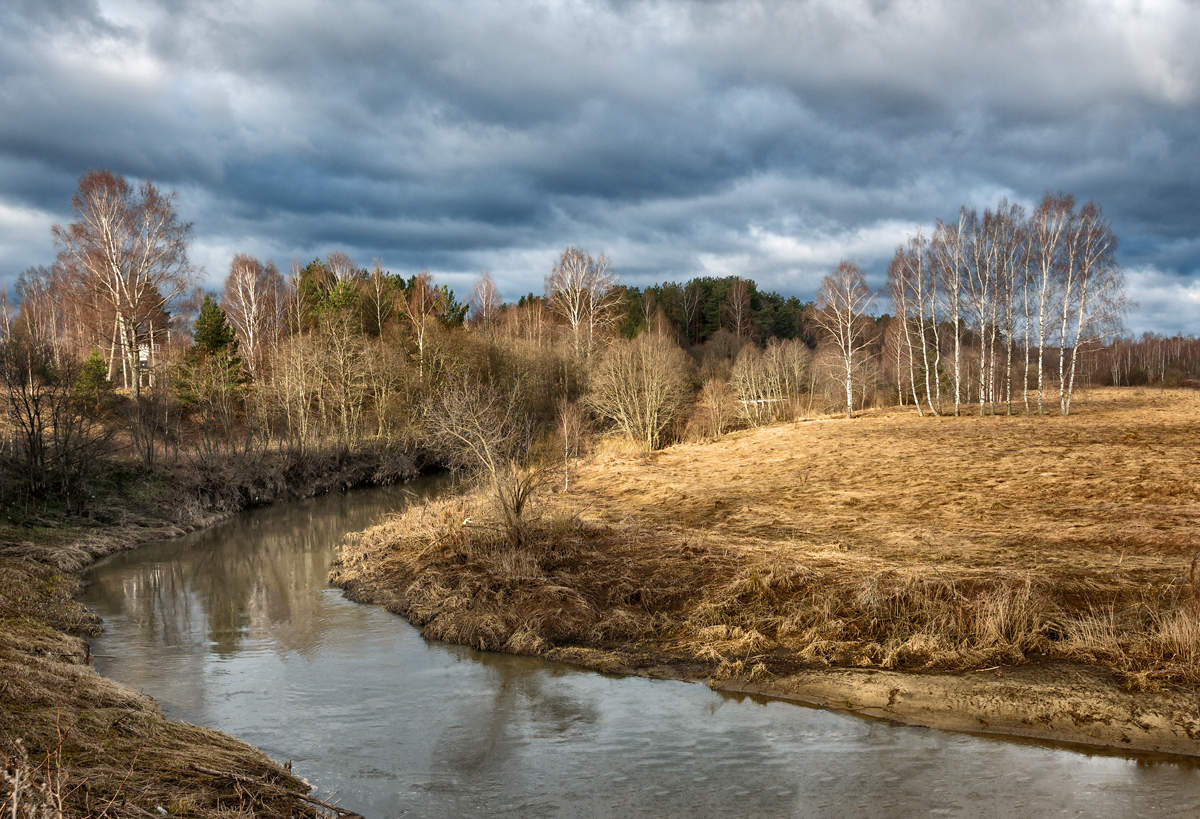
[1,738,66,819]
[0,339,110,512]
[585,332,693,450]
[425,378,545,546]
[692,377,738,439]
[729,338,812,426]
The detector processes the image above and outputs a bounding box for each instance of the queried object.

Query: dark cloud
[1,0,1198,333]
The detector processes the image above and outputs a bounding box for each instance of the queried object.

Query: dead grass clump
[333,489,615,653]
[2,737,66,818]
[1148,609,1200,666]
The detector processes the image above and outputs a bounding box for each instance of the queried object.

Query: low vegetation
[333,389,1200,707]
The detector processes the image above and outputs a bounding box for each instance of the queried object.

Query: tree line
[1,170,1192,518]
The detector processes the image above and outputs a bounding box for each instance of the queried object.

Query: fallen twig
[188,764,362,818]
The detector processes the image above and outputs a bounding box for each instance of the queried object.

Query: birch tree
[1059,203,1123,415]
[1030,193,1073,414]
[470,271,501,332]
[222,254,283,377]
[932,212,966,415]
[398,271,445,379]
[53,171,193,397]
[546,247,619,360]
[886,238,926,414]
[723,277,753,338]
[365,261,397,337]
[814,261,876,418]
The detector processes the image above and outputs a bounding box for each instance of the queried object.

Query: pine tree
[193,295,239,356]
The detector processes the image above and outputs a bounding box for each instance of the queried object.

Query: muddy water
[83,481,1200,817]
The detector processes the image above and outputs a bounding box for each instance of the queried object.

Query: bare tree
[470,271,502,332]
[53,170,193,398]
[722,277,753,338]
[398,272,446,379]
[365,261,396,336]
[426,378,544,546]
[325,251,358,283]
[886,242,923,414]
[1059,202,1124,415]
[932,212,967,415]
[990,200,1027,414]
[546,247,619,360]
[695,377,737,438]
[680,279,703,346]
[728,340,808,427]
[814,261,876,418]
[1030,193,1074,414]
[585,332,692,450]
[556,395,586,491]
[222,254,283,377]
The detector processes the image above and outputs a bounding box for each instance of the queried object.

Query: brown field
[333,388,1200,754]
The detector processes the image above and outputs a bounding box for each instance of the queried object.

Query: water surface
[83,481,1200,817]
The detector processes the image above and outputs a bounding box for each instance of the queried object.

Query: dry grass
[333,388,1200,691]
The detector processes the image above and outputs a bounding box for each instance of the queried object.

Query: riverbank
[331,388,1200,757]
[2,446,419,816]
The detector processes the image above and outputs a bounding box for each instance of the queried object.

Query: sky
[1,0,1198,334]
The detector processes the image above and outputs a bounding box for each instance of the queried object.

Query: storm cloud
[1,0,1197,332]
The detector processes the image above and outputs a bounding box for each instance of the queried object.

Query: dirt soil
[332,388,1200,757]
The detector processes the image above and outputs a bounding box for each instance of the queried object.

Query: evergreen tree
[193,295,239,355]
[73,348,115,415]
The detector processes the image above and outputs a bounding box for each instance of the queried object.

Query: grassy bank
[331,388,1200,755]
[2,447,418,816]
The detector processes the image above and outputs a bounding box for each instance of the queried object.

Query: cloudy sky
[1,0,1197,333]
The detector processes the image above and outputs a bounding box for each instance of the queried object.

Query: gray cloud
[1,0,1198,332]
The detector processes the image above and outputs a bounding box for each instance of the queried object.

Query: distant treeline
[2,170,1197,519]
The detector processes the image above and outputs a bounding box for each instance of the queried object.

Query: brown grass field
[333,388,1200,754]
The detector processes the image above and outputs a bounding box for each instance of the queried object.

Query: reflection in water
[85,482,1200,817]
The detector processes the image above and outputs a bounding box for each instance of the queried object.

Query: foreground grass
[332,388,1200,750]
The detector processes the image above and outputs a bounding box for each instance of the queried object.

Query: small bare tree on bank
[556,396,586,491]
[546,247,619,360]
[815,262,876,418]
[426,379,544,546]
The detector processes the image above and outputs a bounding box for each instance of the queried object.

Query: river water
[82,480,1200,817]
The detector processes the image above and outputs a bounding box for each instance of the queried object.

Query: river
[82,479,1200,817]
